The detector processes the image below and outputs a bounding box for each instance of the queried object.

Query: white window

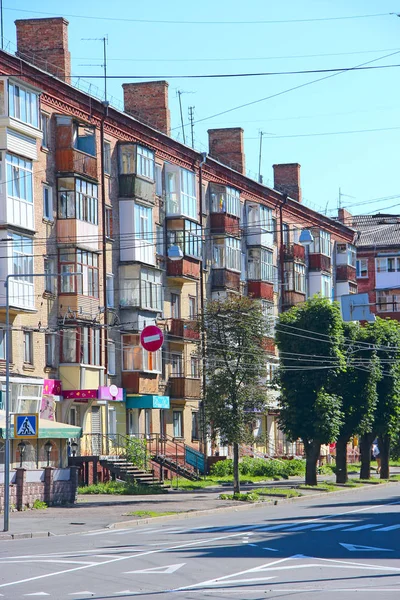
[122,334,161,373]
[180,168,196,219]
[322,275,332,298]
[171,293,180,319]
[108,341,116,376]
[45,333,56,367]
[41,113,49,148]
[106,274,114,308]
[310,230,331,256]
[12,233,33,282]
[173,411,183,438]
[135,203,152,242]
[248,203,272,231]
[43,184,53,220]
[23,330,33,364]
[376,256,400,273]
[248,248,274,281]
[189,296,197,319]
[155,164,163,196]
[137,145,155,180]
[190,357,200,378]
[44,258,56,294]
[285,262,306,293]
[356,259,368,278]
[261,301,275,335]
[213,237,241,271]
[347,245,356,267]
[6,153,34,229]
[141,267,162,311]
[211,186,240,217]
[165,164,197,219]
[8,81,39,127]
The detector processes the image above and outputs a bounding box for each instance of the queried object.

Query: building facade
[0,16,357,467]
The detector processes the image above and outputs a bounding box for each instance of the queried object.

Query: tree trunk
[379,434,390,480]
[304,440,321,486]
[360,433,374,480]
[233,442,240,494]
[336,437,349,484]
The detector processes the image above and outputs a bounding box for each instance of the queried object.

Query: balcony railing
[167,258,200,279]
[211,269,241,291]
[169,319,200,340]
[283,243,306,262]
[169,377,201,399]
[55,148,98,180]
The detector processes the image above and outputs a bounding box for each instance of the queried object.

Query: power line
[247,125,400,140]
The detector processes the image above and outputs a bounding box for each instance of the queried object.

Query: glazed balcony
[118,174,155,203]
[283,244,306,262]
[57,219,99,251]
[56,147,97,180]
[308,253,331,272]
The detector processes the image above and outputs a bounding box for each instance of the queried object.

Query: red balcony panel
[167,257,200,279]
[283,243,306,262]
[169,319,200,340]
[212,269,241,291]
[169,377,201,399]
[247,281,274,301]
[263,337,276,354]
[309,253,331,272]
[122,372,158,395]
[210,213,240,236]
[336,264,357,282]
[55,148,98,180]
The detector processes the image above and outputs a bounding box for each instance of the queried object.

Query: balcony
[282,290,306,310]
[336,264,357,283]
[212,269,241,292]
[56,147,98,180]
[169,377,201,399]
[57,294,99,321]
[283,244,305,262]
[247,281,274,301]
[169,319,200,341]
[121,372,158,395]
[57,219,99,251]
[210,213,240,237]
[118,174,155,203]
[167,258,200,280]
[309,253,331,272]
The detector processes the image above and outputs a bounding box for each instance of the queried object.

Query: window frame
[136,145,155,181]
[173,410,183,438]
[45,333,56,368]
[356,258,368,278]
[23,330,33,364]
[43,183,53,221]
[108,340,116,376]
[103,140,111,175]
[8,81,39,128]
[58,177,98,225]
[213,236,241,272]
[121,333,161,373]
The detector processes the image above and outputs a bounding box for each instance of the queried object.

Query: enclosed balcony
[283,243,306,262]
[169,377,201,399]
[336,264,357,283]
[309,253,331,272]
[247,281,274,301]
[121,372,159,395]
[169,319,200,341]
[55,116,97,181]
[211,269,241,292]
[210,184,241,236]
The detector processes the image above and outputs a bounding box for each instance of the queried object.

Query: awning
[0,412,82,439]
[126,395,170,409]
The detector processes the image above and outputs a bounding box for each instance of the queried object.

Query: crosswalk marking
[343,524,383,532]
[258,523,298,531]
[314,523,353,531]
[374,524,400,532]
[285,523,323,532]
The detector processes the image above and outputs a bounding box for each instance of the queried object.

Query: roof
[349,214,400,248]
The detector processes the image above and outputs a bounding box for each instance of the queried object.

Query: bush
[210,457,305,479]
[32,500,48,510]
[219,491,260,502]
[125,437,148,470]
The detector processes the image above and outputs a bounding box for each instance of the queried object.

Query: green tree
[203,295,270,494]
[334,322,379,483]
[275,297,345,485]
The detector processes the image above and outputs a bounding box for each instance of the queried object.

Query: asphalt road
[0,484,400,599]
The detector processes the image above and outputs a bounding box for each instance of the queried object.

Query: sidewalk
[1,470,399,540]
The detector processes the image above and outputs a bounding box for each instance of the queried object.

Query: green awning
[126,395,170,409]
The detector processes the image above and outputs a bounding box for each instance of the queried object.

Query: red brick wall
[15,18,71,80]
[123,81,171,135]
[208,128,245,174]
[273,163,302,202]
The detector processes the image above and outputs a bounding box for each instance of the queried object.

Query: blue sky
[4,0,400,217]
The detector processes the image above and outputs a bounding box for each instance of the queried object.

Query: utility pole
[188,106,195,149]
[177,90,186,145]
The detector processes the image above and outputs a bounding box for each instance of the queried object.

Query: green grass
[77,481,166,495]
[299,483,337,492]
[390,474,400,481]
[254,487,302,498]
[170,474,278,490]
[125,510,177,518]
[219,491,261,502]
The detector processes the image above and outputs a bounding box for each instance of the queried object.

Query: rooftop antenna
[258,131,266,183]
[177,90,186,145]
[188,106,195,149]
[80,35,108,101]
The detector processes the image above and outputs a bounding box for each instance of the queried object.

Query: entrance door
[91,406,102,454]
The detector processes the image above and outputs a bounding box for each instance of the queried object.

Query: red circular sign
[140,325,164,352]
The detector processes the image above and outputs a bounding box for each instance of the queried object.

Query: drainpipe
[198,152,207,458]
[277,193,288,311]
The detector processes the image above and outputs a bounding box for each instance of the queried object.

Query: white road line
[185,588,400,594]
[0,559,97,565]
[284,523,323,532]
[68,593,95,596]
[343,524,383,531]
[257,523,298,531]
[314,523,354,531]
[374,524,400,532]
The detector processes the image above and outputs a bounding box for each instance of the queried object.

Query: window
[105,207,113,239]
[59,249,99,297]
[137,145,155,180]
[0,329,6,360]
[11,233,33,282]
[166,220,202,259]
[41,113,49,148]
[248,248,274,282]
[192,412,200,441]
[213,237,241,271]
[103,141,111,174]
[135,203,152,241]
[59,250,76,293]
[272,217,278,244]
[61,327,101,365]
[347,245,356,267]
[165,164,197,219]
[6,152,33,204]
[23,331,33,364]
[282,223,290,246]
[119,266,162,311]
[45,333,56,367]
[155,164,163,196]
[122,333,161,372]
[145,409,152,436]
[180,168,197,219]
[44,258,56,294]
[171,353,183,376]
[8,81,39,127]
[376,257,400,273]
[190,357,200,378]
[58,178,98,225]
[119,144,135,174]
[356,259,368,278]
[377,291,399,313]
[61,328,77,363]
[106,274,114,308]
[211,185,240,217]
[261,301,275,336]
[73,123,96,156]
[43,184,53,220]
[171,293,180,319]
[322,275,332,298]
[285,262,305,293]
[310,230,331,256]
[156,224,164,255]
[108,341,116,375]
[141,267,162,311]
[189,296,197,319]
[173,411,183,438]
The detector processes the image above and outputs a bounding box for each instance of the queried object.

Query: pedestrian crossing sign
[14,413,39,439]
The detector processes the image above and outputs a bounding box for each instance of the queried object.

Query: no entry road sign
[140,325,164,352]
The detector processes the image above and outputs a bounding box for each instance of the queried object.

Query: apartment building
[338,208,400,320]
[0,16,357,467]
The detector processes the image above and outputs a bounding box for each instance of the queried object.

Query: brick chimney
[208,128,246,174]
[273,163,302,202]
[15,17,71,81]
[122,81,171,135]
[338,208,353,226]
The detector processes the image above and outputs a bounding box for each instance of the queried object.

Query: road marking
[343,524,383,531]
[257,523,298,531]
[68,593,95,596]
[126,563,185,575]
[340,542,393,552]
[262,547,279,551]
[374,524,400,532]
[314,523,353,531]
[24,594,50,597]
[284,523,323,532]
[185,588,400,594]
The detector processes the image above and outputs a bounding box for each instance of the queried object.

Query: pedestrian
[372,438,381,474]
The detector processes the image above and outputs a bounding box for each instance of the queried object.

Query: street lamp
[71,441,78,457]
[44,440,52,467]
[299,229,314,246]
[167,245,184,261]
[3,271,80,532]
[17,440,26,468]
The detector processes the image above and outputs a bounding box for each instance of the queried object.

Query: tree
[275,297,345,486]
[202,295,270,494]
[334,323,379,483]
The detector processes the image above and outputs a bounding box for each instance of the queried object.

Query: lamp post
[71,441,78,457]
[44,440,52,467]
[17,440,26,468]
[3,271,80,532]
